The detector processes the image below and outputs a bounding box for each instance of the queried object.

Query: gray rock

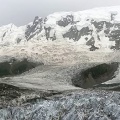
[25,16,43,40]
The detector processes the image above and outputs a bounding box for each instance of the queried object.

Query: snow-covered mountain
[1,6,120,51]
[1,6,120,120]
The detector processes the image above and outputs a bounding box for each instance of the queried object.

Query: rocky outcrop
[25,16,43,40]
[63,26,92,41]
[57,15,74,27]
[63,19,120,50]
[72,62,119,88]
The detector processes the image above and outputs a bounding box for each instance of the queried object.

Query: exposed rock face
[44,26,51,40]
[25,16,43,40]
[63,26,93,41]
[63,19,120,50]
[57,15,74,27]
[72,62,119,88]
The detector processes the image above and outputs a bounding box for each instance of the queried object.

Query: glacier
[0,6,120,120]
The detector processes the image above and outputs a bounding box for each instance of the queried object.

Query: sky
[0,0,120,26]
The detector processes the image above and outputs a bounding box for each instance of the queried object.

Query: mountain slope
[0,6,120,51]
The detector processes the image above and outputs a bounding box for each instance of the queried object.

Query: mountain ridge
[0,6,120,51]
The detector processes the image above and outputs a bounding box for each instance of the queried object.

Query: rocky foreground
[0,90,120,120]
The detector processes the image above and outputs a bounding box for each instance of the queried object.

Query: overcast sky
[0,0,120,26]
